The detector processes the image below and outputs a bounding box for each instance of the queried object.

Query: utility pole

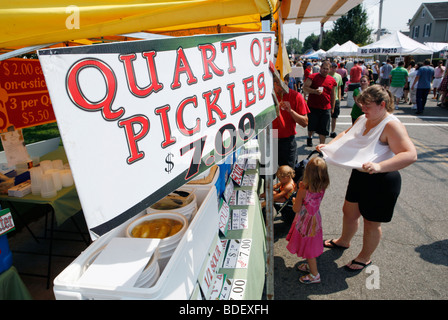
[377,0,383,40]
[319,23,324,47]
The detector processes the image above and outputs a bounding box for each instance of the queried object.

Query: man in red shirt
[349,60,362,84]
[272,76,310,168]
[302,60,336,146]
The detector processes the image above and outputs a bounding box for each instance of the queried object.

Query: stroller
[274,150,323,225]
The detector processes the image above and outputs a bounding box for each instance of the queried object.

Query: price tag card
[208,273,225,300]
[229,190,238,206]
[0,208,15,236]
[236,238,252,269]
[223,178,235,203]
[221,239,251,269]
[222,239,240,269]
[218,199,231,237]
[231,209,249,230]
[219,276,233,300]
[230,162,245,185]
[245,158,258,170]
[241,173,257,187]
[237,190,256,205]
[229,279,247,300]
[200,235,225,295]
[236,156,248,169]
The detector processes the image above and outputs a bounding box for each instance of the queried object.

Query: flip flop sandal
[345,260,372,272]
[297,263,310,272]
[323,239,349,250]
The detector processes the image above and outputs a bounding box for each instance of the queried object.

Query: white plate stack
[146,189,197,222]
[134,250,160,288]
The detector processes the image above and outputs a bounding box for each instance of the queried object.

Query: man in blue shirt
[412,59,434,114]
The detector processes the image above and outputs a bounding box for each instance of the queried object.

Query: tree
[286,38,303,56]
[302,33,319,53]
[329,4,373,46]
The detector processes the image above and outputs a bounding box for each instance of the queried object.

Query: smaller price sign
[0,58,56,131]
[0,208,15,236]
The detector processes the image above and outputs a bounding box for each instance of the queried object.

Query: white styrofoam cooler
[53,171,220,300]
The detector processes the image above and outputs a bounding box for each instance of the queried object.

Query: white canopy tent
[358,31,434,56]
[424,42,448,52]
[325,43,341,57]
[328,40,359,57]
[302,48,326,59]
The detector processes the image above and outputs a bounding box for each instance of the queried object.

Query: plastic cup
[30,166,43,195]
[40,160,53,173]
[52,159,64,170]
[60,169,74,187]
[40,173,57,198]
[47,169,62,191]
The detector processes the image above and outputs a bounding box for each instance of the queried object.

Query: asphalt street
[271,94,448,300]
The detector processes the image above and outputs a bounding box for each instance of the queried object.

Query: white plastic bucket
[126,212,188,272]
[146,189,197,222]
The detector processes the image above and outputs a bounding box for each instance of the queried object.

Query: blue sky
[283,0,445,42]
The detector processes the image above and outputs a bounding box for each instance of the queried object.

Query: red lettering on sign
[171,47,198,89]
[226,83,242,115]
[176,96,200,136]
[250,38,262,66]
[221,40,237,73]
[257,72,266,100]
[119,51,163,97]
[118,115,150,164]
[154,105,176,148]
[66,58,124,121]
[263,37,272,64]
[202,88,226,127]
[198,44,224,81]
[242,76,256,108]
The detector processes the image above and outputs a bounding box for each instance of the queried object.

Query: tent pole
[263,124,274,300]
[262,17,275,301]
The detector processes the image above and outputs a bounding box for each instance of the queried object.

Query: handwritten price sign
[0,58,56,131]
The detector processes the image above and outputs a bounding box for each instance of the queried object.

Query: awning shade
[0,0,274,49]
[281,0,364,25]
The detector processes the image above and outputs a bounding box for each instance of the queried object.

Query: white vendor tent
[329,40,359,57]
[358,31,434,56]
[302,49,326,59]
[424,42,448,52]
[325,43,341,57]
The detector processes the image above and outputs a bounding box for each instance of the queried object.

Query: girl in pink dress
[286,156,329,284]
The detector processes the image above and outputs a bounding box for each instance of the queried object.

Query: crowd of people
[268,55,424,284]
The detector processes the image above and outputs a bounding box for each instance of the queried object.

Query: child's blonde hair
[302,157,329,193]
[276,165,295,179]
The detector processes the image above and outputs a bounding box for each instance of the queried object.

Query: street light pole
[377,0,383,40]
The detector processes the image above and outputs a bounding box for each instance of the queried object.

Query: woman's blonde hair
[302,157,329,193]
[276,165,295,179]
[357,84,394,112]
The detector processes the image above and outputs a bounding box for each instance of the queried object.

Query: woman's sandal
[323,239,349,250]
[345,260,372,272]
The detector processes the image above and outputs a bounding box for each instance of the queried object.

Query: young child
[260,165,296,207]
[286,157,329,284]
